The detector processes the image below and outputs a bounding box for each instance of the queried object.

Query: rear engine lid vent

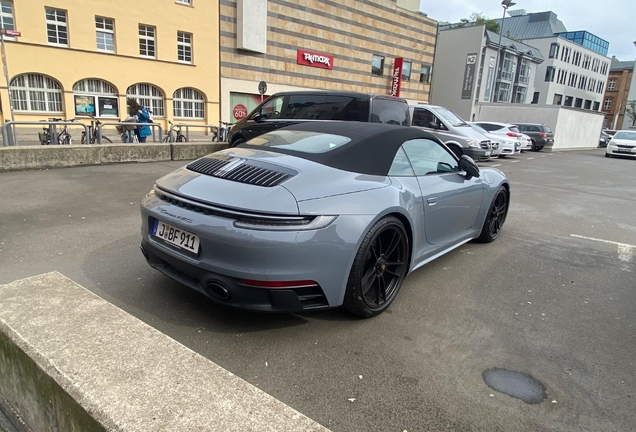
[187,155,297,187]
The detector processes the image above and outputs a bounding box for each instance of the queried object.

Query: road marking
[527,157,534,160]
[541,155,546,157]
[571,234,634,270]
[491,163,501,167]
[511,160,520,163]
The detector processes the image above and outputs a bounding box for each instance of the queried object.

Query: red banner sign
[297,49,334,70]
[233,104,248,120]
[390,58,403,97]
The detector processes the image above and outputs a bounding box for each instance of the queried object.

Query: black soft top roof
[240,121,445,176]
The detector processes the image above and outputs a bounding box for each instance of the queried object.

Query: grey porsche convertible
[140,122,509,317]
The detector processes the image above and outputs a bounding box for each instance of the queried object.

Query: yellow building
[0,0,220,134]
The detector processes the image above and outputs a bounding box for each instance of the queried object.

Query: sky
[420,0,636,61]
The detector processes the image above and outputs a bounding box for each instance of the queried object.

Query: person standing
[127,98,152,143]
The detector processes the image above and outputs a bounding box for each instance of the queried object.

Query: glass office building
[556,31,609,56]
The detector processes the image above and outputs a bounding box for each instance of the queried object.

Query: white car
[468,122,516,158]
[519,133,533,152]
[605,130,636,159]
[473,121,523,155]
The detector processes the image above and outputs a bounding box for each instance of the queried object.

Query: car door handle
[427,197,440,205]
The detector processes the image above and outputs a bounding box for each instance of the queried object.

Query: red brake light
[540,132,547,138]
[506,132,518,137]
[241,279,319,288]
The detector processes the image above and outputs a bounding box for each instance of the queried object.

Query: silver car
[140,122,510,317]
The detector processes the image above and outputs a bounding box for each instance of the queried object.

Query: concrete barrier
[0,272,329,432]
[0,143,228,172]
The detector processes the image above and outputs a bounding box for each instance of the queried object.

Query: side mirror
[459,155,480,179]
[252,113,266,123]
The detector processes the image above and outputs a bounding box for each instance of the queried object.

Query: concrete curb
[0,272,330,432]
[0,143,229,172]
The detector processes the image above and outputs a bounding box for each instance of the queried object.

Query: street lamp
[491,0,516,103]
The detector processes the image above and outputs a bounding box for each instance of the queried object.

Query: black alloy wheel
[343,216,409,317]
[477,188,508,243]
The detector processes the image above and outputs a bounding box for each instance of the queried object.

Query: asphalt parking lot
[1,148,635,432]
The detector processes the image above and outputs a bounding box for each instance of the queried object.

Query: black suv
[514,123,554,151]
[227,91,410,147]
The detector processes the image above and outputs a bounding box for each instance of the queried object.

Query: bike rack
[97,122,163,144]
[167,123,220,143]
[2,120,90,147]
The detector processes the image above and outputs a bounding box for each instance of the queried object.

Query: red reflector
[540,132,547,138]
[241,279,318,288]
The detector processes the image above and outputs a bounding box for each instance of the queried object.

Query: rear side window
[509,126,520,133]
[285,95,364,121]
[370,99,409,126]
[542,126,552,133]
[478,123,501,132]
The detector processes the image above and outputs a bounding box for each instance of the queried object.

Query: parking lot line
[571,234,634,269]
[511,160,520,163]
[527,157,534,160]
[491,163,501,167]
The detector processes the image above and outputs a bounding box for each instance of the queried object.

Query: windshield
[432,107,467,127]
[468,123,488,134]
[247,130,351,153]
[613,131,636,141]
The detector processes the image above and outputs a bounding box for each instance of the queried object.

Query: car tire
[342,216,409,318]
[231,137,245,148]
[497,154,506,159]
[534,146,543,151]
[476,187,508,243]
[605,153,610,158]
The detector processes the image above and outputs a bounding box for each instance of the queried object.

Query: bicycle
[211,121,233,142]
[117,118,140,143]
[163,121,187,142]
[81,118,113,144]
[39,118,73,145]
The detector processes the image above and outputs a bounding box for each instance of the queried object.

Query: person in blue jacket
[127,98,152,143]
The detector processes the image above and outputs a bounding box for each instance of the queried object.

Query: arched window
[127,83,164,117]
[173,87,204,119]
[10,73,63,113]
[72,78,118,117]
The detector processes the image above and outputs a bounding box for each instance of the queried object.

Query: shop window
[95,16,115,53]
[419,65,431,84]
[139,25,156,58]
[371,55,384,76]
[10,73,63,113]
[73,78,118,118]
[177,31,192,63]
[127,83,165,117]
[402,61,411,81]
[173,87,204,119]
[45,7,68,46]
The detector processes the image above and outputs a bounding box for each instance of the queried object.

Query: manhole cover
[482,368,547,404]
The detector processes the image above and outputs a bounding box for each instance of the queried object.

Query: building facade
[520,36,609,110]
[430,25,543,121]
[219,0,437,123]
[601,61,634,129]
[0,0,220,130]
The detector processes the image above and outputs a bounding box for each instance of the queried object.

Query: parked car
[140,122,509,317]
[599,129,617,148]
[519,133,533,151]
[514,123,554,151]
[468,122,519,158]
[473,121,522,155]
[605,130,636,159]
[409,104,493,161]
[227,91,410,147]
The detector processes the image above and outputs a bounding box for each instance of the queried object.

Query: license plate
[485,151,491,156]
[617,148,632,153]
[152,219,200,253]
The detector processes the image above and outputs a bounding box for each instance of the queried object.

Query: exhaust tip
[205,281,231,300]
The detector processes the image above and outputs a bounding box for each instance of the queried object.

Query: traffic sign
[258,81,267,95]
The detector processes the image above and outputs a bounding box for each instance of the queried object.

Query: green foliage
[625,100,636,126]
[469,12,501,33]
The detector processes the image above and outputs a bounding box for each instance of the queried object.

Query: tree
[469,12,500,33]
[625,100,636,126]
